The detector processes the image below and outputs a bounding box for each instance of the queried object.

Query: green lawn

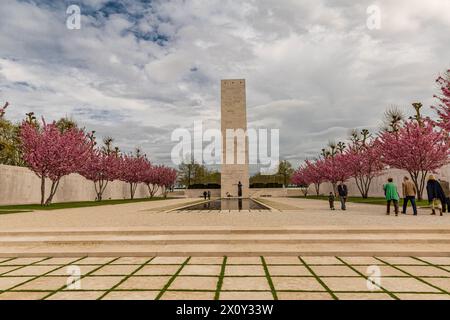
[0,197,168,214]
[294,195,430,207]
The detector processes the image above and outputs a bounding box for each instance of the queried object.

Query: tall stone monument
[220,79,249,198]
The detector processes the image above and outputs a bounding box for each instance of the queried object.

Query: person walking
[426,175,445,216]
[383,178,399,216]
[401,176,418,215]
[438,178,450,213]
[328,192,335,211]
[207,190,211,200]
[203,191,207,200]
[337,182,348,210]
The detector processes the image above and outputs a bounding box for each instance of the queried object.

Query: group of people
[326,176,450,216]
[383,175,450,216]
[328,182,348,211]
[202,190,211,200]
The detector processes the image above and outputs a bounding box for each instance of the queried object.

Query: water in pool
[180,198,269,211]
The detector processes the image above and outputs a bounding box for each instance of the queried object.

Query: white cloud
[0,0,449,168]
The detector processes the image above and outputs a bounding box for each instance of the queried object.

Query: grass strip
[375,257,449,295]
[260,256,278,300]
[0,257,52,290]
[214,256,227,300]
[41,257,120,300]
[155,257,191,300]
[336,256,399,300]
[0,197,168,212]
[3,257,82,294]
[411,257,450,274]
[97,257,155,300]
[298,256,338,300]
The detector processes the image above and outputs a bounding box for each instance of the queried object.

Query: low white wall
[307,165,450,197]
[0,164,160,205]
[2,163,450,205]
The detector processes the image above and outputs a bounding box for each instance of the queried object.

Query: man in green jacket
[384,177,400,216]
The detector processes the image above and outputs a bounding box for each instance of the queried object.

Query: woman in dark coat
[426,175,446,216]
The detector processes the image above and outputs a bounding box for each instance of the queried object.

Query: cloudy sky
[0,0,449,169]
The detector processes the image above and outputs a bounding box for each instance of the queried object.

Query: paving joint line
[298,256,338,300]
[0,257,59,294]
[41,256,120,300]
[97,257,155,300]
[155,257,191,300]
[335,256,399,300]
[411,257,450,274]
[374,257,449,295]
[0,257,51,278]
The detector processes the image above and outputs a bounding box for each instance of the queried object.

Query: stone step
[2,233,450,245]
[1,227,450,236]
[0,242,449,257]
[2,227,449,257]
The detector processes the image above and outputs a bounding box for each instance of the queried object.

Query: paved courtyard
[1,197,450,299]
[1,197,450,230]
[0,255,449,300]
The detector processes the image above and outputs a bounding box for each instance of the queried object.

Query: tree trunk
[410,171,427,201]
[96,180,108,201]
[129,183,135,200]
[40,176,46,206]
[147,184,159,198]
[314,183,320,196]
[44,179,60,205]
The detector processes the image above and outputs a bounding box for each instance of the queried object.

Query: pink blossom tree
[78,138,121,201]
[303,160,325,196]
[433,70,450,131]
[20,119,93,205]
[378,118,450,200]
[291,166,311,197]
[319,142,352,195]
[157,166,177,198]
[119,151,150,200]
[343,130,385,198]
[143,164,162,198]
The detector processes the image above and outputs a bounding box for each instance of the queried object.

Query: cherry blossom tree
[119,151,150,200]
[320,153,352,195]
[318,142,352,195]
[20,119,93,205]
[291,166,311,197]
[343,129,385,198]
[143,164,162,198]
[78,137,121,201]
[157,166,177,198]
[303,160,325,196]
[433,70,450,131]
[378,118,450,200]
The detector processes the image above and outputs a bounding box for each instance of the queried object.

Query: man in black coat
[426,175,446,216]
[337,182,348,211]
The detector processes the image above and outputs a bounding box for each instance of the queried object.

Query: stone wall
[2,164,450,205]
[0,164,160,205]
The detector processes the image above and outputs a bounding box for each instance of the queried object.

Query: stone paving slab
[0,255,448,300]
